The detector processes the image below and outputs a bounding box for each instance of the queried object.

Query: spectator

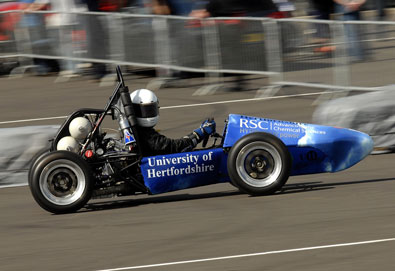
[376,0,386,20]
[166,0,194,15]
[191,0,278,18]
[82,0,109,80]
[334,0,367,62]
[151,0,172,14]
[146,0,194,15]
[311,0,334,20]
[30,0,86,76]
[310,0,335,53]
[0,2,21,41]
[190,0,278,91]
[21,0,60,75]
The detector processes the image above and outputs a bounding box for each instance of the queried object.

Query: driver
[129,89,216,156]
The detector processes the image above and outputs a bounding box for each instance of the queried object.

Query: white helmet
[57,136,80,153]
[69,117,92,140]
[130,89,159,127]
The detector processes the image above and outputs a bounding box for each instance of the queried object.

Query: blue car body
[141,114,373,195]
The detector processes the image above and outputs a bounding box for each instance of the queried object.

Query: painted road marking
[0,91,342,125]
[0,183,27,189]
[97,237,395,271]
[0,116,67,125]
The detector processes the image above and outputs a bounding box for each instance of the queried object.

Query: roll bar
[80,66,142,156]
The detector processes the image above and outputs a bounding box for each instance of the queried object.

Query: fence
[277,19,395,92]
[1,11,395,96]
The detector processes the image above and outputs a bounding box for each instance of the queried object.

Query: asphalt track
[0,74,395,271]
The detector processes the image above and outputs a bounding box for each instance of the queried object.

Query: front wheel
[227,132,291,196]
[29,151,93,214]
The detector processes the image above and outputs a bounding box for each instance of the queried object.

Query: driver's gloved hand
[193,118,216,142]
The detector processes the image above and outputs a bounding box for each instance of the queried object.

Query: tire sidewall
[29,151,93,214]
[28,148,50,184]
[227,132,291,195]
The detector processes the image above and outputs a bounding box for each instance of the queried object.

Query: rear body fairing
[224,114,373,175]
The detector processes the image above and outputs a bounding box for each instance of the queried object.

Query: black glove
[184,118,216,148]
[193,118,216,142]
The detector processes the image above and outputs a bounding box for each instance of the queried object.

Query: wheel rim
[39,159,86,206]
[236,142,282,188]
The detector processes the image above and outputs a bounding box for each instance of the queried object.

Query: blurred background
[1,0,395,84]
[2,3,395,270]
[2,0,395,185]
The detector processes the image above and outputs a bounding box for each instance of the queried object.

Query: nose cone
[331,129,373,172]
[360,132,374,158]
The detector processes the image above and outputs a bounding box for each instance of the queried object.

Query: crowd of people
[0,0,392,77]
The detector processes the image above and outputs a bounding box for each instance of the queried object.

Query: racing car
[28,66,374,214]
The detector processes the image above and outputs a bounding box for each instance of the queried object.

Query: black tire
[28,148,50,181]
[29,151,93,214]
[227,132,291,196]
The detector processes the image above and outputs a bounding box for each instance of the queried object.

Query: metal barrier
[277,19,395,91]
[2,11,395,96]
[0,11,18,56]
[1,12,280,75]
[346,20,395,88]
[0,10,19,74]
[274,18,350,97]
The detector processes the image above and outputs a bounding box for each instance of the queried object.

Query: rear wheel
[29,151,93,214]
[28,148,50,181]
[227,132,291,195]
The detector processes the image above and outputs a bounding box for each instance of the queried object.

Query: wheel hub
[245,150,274,179]
[48,168,77,197]
[235,141,284,189]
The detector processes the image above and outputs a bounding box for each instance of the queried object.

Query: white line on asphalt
[0,91,341,125]
[0,116,67,125]
[161,91,336,109]
[97,237,395,271]
[0,183,27,189]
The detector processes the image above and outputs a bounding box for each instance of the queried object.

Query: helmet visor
[133,102,159,118]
